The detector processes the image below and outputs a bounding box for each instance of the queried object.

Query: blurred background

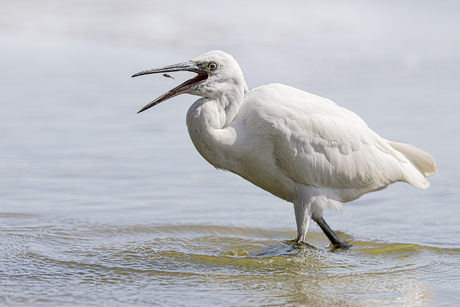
[1,1,459,306]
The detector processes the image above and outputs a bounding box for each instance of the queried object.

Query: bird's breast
[186,107,297,202]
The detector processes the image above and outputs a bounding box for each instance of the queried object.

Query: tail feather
[388,141,437,177]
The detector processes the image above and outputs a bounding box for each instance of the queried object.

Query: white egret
[132,50,437,248]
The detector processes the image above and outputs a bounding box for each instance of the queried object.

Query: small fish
[163,74,176,81]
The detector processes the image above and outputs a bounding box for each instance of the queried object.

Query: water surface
[1,1,460,306]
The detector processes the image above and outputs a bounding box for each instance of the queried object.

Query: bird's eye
[208,62,218,71]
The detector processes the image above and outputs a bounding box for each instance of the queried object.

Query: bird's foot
[292,240,316,250]
[333,241,352,249]
[293,238,304,248]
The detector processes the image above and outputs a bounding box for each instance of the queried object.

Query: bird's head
[132,50,247,114]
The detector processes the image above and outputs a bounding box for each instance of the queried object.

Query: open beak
[132,61,208,113]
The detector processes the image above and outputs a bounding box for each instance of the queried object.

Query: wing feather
[241,84,428,194]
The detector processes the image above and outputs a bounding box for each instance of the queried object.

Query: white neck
[186,84,246,169]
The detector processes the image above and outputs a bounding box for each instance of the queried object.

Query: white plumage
[133,50,437,248]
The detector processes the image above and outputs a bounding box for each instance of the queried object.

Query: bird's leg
[313,216,352,249]
[293,202,311,244]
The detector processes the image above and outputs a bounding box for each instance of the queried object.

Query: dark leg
[313,216,352,249]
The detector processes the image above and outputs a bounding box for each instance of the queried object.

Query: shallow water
[2,219,459,306]
[1,1,460,306]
